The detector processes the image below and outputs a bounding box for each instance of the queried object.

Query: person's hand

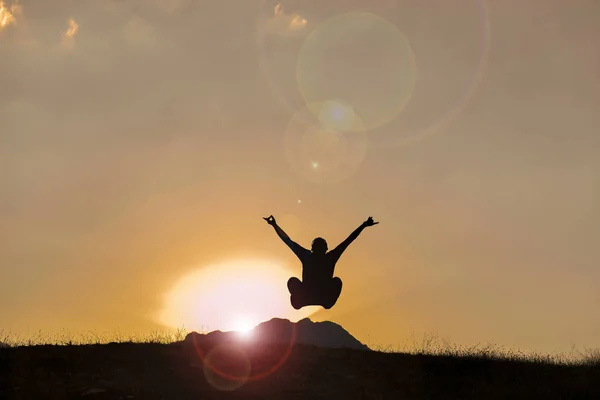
[263,215,277,226]
[363,216,379,227]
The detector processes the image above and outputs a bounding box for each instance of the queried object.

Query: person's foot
[325,300,340,309]
[321,295,339,309]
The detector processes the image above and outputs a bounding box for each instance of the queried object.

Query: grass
[0,327,191,348]
[1,328,599,399]
[370,331,600,367]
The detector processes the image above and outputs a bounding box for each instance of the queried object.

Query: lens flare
[317,99,357,132]
[284,102,367,185]
[296,12,417,132]
[258,0,491,148]
[370,0,492,148]
[202,344,251,391]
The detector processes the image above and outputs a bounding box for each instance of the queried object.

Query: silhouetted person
[263,215,379,310]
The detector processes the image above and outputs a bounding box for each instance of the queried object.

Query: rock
[183,318,369,351]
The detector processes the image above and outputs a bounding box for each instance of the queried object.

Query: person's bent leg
[290,295,303,310]
[287,277,302,295]
[322,277,343,310]
[287,277,306,310]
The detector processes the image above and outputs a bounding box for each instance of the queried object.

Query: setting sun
[155,259,319,333]
[231,315,257,333]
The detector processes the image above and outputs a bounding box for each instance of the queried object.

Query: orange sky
[1,0,599,354]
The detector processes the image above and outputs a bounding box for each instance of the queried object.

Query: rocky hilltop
[183,318,369,351]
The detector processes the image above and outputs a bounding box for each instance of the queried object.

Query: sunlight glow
[155,259,319,333]
[231,315,256,336]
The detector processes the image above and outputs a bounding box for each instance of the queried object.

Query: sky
[1,0,599,354]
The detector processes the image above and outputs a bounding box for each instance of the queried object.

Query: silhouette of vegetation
[0,328,598,399]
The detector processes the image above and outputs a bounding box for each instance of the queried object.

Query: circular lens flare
[257,0,491,147]
[203,344,252,391]
[296,12,417,132]
[317,99,357,132]
[370,0,492,148]
[284,102,368,185]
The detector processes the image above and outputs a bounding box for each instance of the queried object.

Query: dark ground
[1,341,598,399]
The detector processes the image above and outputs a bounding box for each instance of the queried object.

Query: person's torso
[301,252,336,284]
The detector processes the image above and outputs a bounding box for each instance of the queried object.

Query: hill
[183,317,370,351]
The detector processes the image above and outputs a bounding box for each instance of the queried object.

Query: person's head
[311,237,328,254]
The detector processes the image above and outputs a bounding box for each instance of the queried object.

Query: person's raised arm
[263,215,309,260]
[330,216,379,260]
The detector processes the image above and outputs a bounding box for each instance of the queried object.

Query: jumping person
[263,215,379,310]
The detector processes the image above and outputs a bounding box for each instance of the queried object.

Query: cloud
[123,15,160,50]
[149,0,189,15]
[264,2,307,37]
[0,0,19,30]
[64,17,78,39]
[60,17,78,50]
